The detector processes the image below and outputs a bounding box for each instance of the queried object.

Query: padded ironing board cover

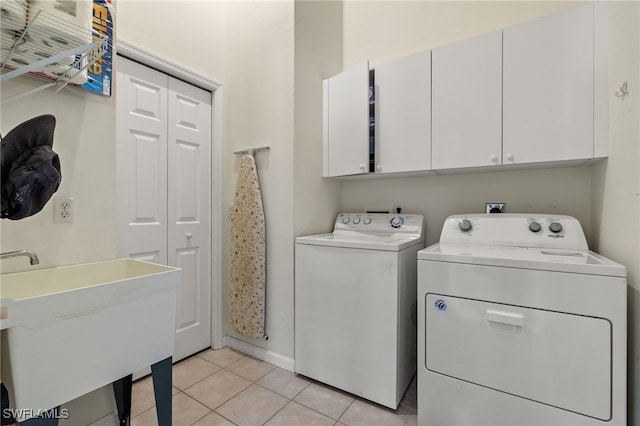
[230,154,266,339]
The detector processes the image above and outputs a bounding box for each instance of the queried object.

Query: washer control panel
[335,213,423,235]
[440,213,588,250]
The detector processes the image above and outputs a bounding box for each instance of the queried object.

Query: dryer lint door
[425,294,611,421]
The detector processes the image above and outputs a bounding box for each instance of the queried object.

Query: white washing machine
[295,212,424,409]
[417,214,627,426]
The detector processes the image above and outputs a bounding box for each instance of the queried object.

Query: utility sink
[0,259,180,421]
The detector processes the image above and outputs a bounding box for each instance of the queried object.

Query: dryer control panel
[440,213,588,250]
[335,213,424,236]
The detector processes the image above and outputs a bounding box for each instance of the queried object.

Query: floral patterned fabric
[230,154,266,339]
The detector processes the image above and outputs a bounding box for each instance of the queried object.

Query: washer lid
[418,243,626,277]
[296,232,423,251]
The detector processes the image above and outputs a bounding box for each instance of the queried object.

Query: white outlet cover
[54,197,74,223]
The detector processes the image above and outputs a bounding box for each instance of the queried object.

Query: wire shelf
[1,0,111,102]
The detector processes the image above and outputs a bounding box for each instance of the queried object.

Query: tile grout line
[136,349,416,426]
[258,398,294,426]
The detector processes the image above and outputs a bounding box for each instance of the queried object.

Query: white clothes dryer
[295,213,424,409]
[417,214,626,426]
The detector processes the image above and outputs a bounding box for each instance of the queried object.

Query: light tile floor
[132,347,417,426]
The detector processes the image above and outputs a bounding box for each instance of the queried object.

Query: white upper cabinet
[375,51,431,174]
[503,4,595,165]
[323,62,370,177]
[432,31,502,170]
[322,4,606,178]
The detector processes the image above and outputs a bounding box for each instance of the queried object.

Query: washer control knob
[342,216,350,224]
[390,216,404,229]
[363,217,372,225]
[549,222,563,233]
[353,217,361,224]
[459,219,473,232]
[528,221,542,233]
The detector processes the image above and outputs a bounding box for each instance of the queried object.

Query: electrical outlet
[486,203,506,214]
[54,197,74,223]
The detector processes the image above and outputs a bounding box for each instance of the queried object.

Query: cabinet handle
[186,233,192,239]
[376,164,382,172]
[505,153,515,162]
[489,155,498,163]
[359,164,366,171]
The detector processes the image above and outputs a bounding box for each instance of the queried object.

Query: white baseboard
[223,336,295,372]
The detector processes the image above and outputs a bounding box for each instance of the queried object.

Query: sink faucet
[0,250,39,265]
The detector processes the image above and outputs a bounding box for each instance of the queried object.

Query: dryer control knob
[549,222,563,233]
[529,221,542,233]
[459,219,473,232]
[353,217,361,224]
[390,216,404,229]
[363,217,372,225]
[342,216,350,224]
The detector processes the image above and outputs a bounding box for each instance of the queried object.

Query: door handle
[485,309,525,327]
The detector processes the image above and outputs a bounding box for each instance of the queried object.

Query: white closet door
[116,57,212,362]
[168,78,212,361]
[116,57,168,265]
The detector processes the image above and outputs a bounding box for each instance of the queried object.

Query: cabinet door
[503,4,594,164]
[432,31,502,170]
[323,62,370,177]
[375,51,431,173]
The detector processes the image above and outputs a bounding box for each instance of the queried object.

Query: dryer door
[425,294,611,421]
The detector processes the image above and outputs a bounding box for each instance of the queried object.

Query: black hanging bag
[0,115,61,220]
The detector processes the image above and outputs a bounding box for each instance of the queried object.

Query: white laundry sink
[0,259,180,421]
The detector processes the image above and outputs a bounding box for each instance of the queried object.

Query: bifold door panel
[116,57,212,361]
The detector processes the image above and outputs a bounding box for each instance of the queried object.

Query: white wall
[342,0,581,70]
[294,1,343,237]
[0,79,116,274]
[116,0,227,83]
[342,168,593,247]
[591,2,640,423]
[223,1,296,363]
